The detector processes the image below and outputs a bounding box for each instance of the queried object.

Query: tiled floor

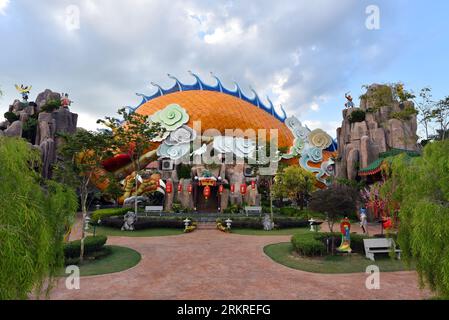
[51,227,429,300]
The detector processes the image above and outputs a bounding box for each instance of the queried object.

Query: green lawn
[88,225,184,237]
[232,228,310,236]
[264,242,414,274]
[59,245,141,277]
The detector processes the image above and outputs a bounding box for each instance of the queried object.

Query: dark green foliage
[309,184,360,231]
[0,137,77,300]
[101,216,185,229]
[223,203,242,214]
[4,111,19,124]
[313,232,371,254]
[380,140,449,298]
[274,217,309,229]
[291,234,326,257]
[91,208,129,222]
[177,164,192,179]
[41,99,61,113]
[348,110,366,123]
[63,236,108,259]
[22,116,38,144]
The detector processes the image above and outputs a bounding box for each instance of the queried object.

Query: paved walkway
[51,229,429,300]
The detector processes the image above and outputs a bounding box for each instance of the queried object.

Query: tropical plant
[0,137,77,299]
[41,99,61,113]
[55,130,114,263]
[380,140,449,298]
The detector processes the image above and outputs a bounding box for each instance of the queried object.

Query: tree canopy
[0,137,77,299]
[273,165,316,209]
[380,140,449,298]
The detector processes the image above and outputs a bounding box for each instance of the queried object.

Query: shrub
[223,203,242,214]
[391,106,418,120]
[312,232,371,254]
[4,112,19,124]
[63,235,108,259]
[291,234,326,257]
[280,207,301,216]
[91,208,129,222]
[274,217,309,229]
[348,110,366,123]
[41,99,61,113]
[100,216,185,229]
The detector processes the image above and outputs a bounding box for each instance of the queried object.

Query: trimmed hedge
[274,218,309,229]
[91,208,129,222]
[101,216,185,229]
[63,235,108,259]
[291,234,326,257]
[313,232,371,254]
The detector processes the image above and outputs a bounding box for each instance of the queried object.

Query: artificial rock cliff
[0,89,78,178]
[336,84,419,180]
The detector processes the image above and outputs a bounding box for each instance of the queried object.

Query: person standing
[359,207,369,235]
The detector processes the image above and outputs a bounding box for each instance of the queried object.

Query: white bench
[363,238,401,261]
[144,206,164,216]
[244,206,262,216]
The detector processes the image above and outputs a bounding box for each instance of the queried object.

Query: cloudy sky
[1,0,448,137]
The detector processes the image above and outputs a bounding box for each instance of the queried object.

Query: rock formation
[0,89,78,178]
[336,84,419,180]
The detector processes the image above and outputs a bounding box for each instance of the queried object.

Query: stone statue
[15,84,32,102]
[121,211,137,231]
[61,93,73,108]
[345,92,355,109]
[263,214,274,231]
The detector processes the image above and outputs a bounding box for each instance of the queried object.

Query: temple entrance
[196,186,220,213]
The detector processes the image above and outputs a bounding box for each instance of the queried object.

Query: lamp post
[225,218,233,230]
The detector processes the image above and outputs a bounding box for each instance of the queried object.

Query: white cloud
[0,0,403,131]
[0,0,10,15]
[310,102,320,112]
[303,120,340,138]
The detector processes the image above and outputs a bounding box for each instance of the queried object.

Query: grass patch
[88,225,184,237]
[232,228,310,236]
[264,242,414,274]
[59,245,141,277]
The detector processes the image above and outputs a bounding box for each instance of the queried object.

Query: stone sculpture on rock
[336,84,419,180]
[0,87,78,179]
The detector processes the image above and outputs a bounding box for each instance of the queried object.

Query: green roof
[359,148,420,175]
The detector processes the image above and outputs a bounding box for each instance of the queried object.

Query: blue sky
[1,0,448,138]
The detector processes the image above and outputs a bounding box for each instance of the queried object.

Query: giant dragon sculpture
[93,72,337,203]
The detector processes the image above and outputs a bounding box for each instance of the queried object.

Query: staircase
[196,222,217,230]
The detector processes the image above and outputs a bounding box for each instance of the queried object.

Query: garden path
[51,228,429,300]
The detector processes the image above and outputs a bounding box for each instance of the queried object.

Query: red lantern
[240,183,247,196]
[230,184,235,194]
[218,185,224,195]
[203,186,211,200]
[251,180,256,190]
[178,183,183,193]
[166,181,173,194]
[187,184,193,194]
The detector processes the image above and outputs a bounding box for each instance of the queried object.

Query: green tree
[431,97,449,141]
[414,87,435,141]
[380,140,449,298]
[97,108,164,216]
[55,130,113,263]
[0,137,77,299]
[309,184,359,233]
[273,165,316,210]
